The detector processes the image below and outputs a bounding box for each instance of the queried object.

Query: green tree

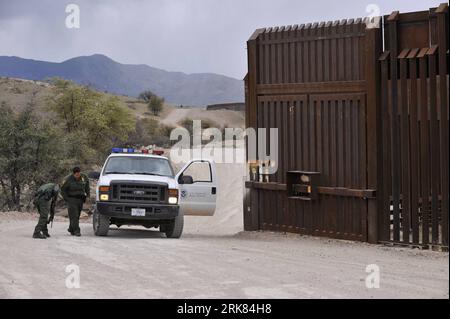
[0,101,68,211]
[142,118,160,136]
[125,118,176,148]
[159,124,176,139]
[138,90,156,103]
[47,79,135,165]
[46,78,95,133]
[148,95,164,116]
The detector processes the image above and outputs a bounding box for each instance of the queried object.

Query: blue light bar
[112,148,135,154]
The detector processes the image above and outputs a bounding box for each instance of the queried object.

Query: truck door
[176,159,217,216]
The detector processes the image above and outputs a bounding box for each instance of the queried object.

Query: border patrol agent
[33,183,60,239]
[61,167,90,237]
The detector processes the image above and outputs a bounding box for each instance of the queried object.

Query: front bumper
[96,201,179,220]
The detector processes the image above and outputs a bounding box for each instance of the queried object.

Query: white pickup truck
[92,148,217,238]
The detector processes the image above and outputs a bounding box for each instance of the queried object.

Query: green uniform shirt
[34,183,59,202]
[61,174,90,201]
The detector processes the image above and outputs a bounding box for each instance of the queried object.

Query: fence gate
[378,6,449,249]
[244,4,449,248]
[244,19,379,242]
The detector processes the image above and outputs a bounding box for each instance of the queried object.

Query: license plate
[131,208,146,217]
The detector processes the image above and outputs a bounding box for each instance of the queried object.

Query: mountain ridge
[0,54,244,106]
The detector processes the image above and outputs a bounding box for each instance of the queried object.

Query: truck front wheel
[93,209,110,236]
[163,210,184,239]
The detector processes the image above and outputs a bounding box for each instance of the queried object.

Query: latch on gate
[287,171,321,201]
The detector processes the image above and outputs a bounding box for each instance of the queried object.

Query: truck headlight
[168,189,178,204]
[100,194,109,201]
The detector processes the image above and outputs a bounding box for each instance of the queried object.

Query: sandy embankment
[183,162,246,235]
[170,142,247,235]
[161,108,245,128]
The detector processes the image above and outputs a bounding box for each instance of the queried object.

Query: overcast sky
[0,0,444,79]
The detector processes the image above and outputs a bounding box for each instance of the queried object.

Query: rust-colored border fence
[244,4,449,249]
[379,7,449,248]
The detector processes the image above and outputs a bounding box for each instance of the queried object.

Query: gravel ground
[0,212,447,299]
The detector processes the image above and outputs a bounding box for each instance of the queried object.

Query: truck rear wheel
[163,210,184,239]
[93,209,110,236]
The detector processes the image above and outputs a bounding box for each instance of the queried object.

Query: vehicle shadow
[106,227,166,239]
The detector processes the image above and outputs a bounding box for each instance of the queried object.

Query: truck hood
[98,174,178,189]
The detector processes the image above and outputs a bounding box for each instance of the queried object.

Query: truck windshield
[103,157,174,177]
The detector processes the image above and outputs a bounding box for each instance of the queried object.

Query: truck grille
[111,182,166,203]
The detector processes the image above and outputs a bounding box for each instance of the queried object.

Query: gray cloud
[0,0,444,79]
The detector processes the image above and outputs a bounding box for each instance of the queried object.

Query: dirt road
[0,217,447,299]
[161,108,245,128]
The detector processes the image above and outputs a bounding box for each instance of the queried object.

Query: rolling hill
[0,77,245,129]
[0,54,244,107]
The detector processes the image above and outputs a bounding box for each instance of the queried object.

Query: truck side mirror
[179,175,194,185]
[89,171,101,180]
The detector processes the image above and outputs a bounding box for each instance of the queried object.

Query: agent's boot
[33,231,47,239]
[42,231,51,238]
[74,231,81,237]
[67,228,74,236]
